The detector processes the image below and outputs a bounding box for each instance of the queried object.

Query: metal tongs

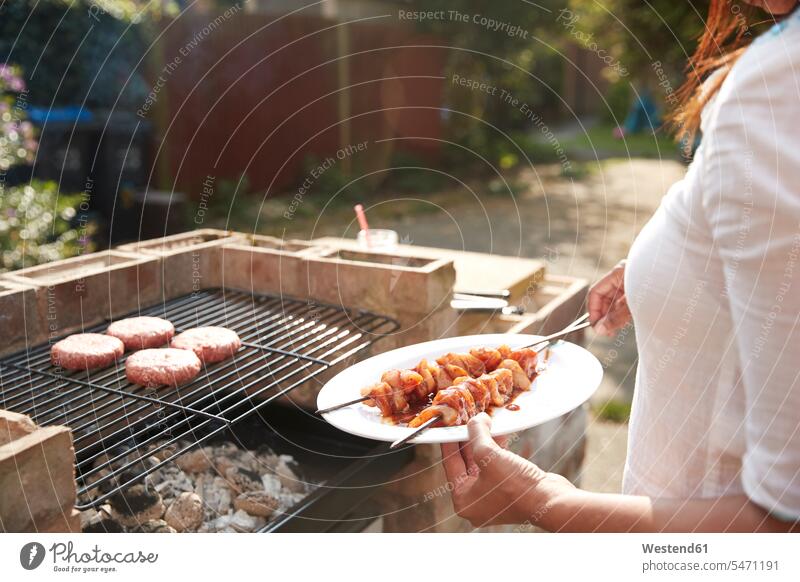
[450,289,524,315]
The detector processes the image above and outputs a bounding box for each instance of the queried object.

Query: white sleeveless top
[623,11,800,520]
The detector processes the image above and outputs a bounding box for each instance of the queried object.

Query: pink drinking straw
[354,204,371,248]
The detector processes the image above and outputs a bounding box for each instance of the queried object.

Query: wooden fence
[150,11,445,198]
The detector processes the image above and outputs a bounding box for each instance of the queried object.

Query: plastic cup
[357,229,398,251]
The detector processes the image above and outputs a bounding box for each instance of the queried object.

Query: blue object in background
[27,106,93,125]
[622,89,660,134]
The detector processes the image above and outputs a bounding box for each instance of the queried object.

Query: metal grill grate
[0,288,398,510]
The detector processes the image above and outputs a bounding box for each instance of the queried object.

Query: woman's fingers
[595,293,631,336]
[459,441,479,475]
[588,282,614,325]
[441,442,466,484]
[588,261,627,325]
[608,293,630,325]
[466,412,498,465]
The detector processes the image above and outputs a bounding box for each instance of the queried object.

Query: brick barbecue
[0,229,588,533]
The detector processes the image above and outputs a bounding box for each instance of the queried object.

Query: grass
[592,398,632,423]
[201,165,544,236]
[559,124,680,160]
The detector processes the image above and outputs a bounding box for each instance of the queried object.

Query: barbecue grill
[0,288,399,519]
[1,234,590,533]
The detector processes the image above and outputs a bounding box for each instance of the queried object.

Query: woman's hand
[440,413,575,528]
[441,414,800,532]
[588,259,631,336]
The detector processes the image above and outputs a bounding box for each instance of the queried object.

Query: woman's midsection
[623,199,746,497]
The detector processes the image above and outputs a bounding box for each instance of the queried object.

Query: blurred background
[1,0,743,491]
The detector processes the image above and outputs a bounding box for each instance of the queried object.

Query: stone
[107,483,165,529]
[135,519,176,533]
[175,448,213,473]
[0,426,77,533]
[301,251,455,318]
[164,492,204,532]
[118,229,242,300]
[144,440,185,462]
[376,443,472,534]
[4,250,161,336]
[260,473,305,510]
[203,509,266,533]
[212,455,237,476]
[233,491,279,518]
[220,243,305,297]
[195,475,233,521]
[0,409,37,446]
[0,280,42,356]
[65,508,83,533]
[275,458,305,494]
[79,507,123,533]
[392,304,458,348]
[38,508,82,533]
[223,466,263,494]
[152,466,194,505]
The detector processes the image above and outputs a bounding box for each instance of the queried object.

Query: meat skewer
[318,313,587,415]
[316,345,504,415]
[389,346,552,449]
[316,344,543,416]
[356,350,493,418]
[361,345,542,418]
[407,367,516,428]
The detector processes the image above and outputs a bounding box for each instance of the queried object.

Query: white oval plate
[317,334,603,445]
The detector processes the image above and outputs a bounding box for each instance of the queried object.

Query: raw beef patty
[125,348,202,388]
[107,316,175,351]
[170,326,242,364]
[51,333,125,371]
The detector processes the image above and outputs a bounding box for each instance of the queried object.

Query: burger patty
[170,326,242,364]
[51,333,125,371]
[106,316,175,351]
[125,348,202,388]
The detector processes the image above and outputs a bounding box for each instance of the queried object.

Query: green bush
[0,64,35,172]
[383,152,447,194]
[1,63,95,271]
[299,154,367,205]
[601,80,632,126]
[444,127,565,173]
[0,181,96,271]
[0,1,170,110]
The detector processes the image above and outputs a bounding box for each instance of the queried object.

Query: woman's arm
[548,490,798,533]
[442,414,800,532]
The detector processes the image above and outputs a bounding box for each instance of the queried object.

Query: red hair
[672,0,762,146]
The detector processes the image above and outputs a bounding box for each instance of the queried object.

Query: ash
[79,440,313,533]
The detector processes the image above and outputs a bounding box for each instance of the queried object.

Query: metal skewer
[316,394,370,415]
[519,313,590,350]
[390,415,440,449]
[570,311,591,327]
